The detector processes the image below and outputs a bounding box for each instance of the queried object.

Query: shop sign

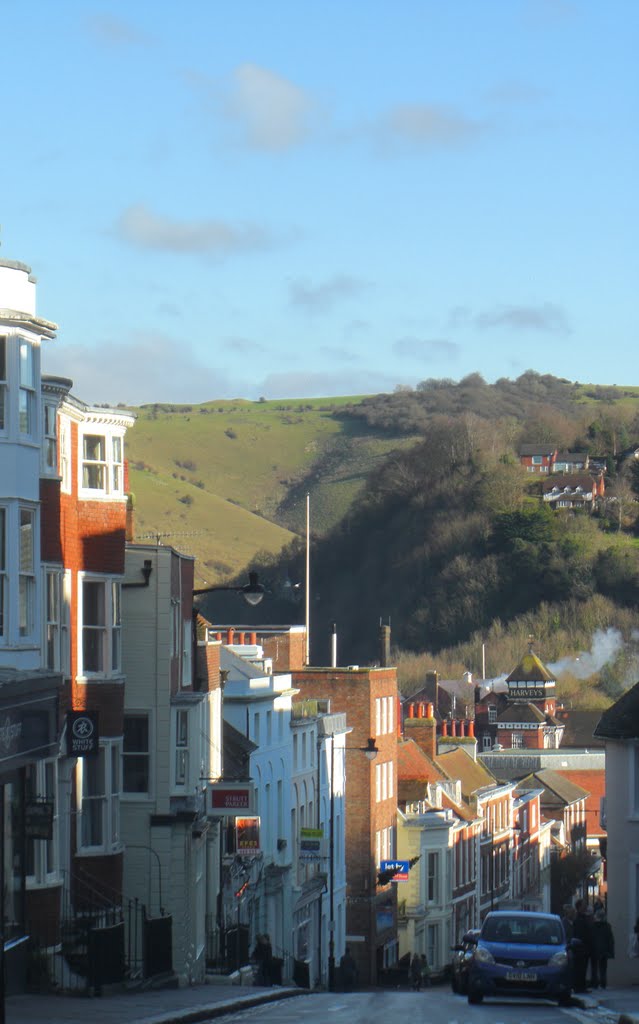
[66,711,99,757]
[236,816,261,857]
[299,827,325,860]
[206,782,255,817]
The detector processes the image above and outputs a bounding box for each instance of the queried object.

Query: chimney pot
[238,631,245,645]
[468,720,475,738]
[249,631,257,645]
[441,721,448,737]
[407,703,415,719]
[426,702,434,719]
[227,628,235,645]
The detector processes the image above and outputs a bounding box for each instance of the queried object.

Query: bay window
[80,577,122,676]
[77,741,121,851]
[19,340,35,436]
[175,709,189,786]
[43,402,57,472]
[45,569,62,670]
[81,430,125,495]
[19,507,35,637]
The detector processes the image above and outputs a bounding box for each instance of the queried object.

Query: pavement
[4,980,639,1024]
[572,986,639,1024]
[5,981,306,1024]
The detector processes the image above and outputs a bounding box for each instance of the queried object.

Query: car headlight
[549,951,568,967]
[473,946,495,964]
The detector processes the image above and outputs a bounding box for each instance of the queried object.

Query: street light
[327,734,378,992]
[193,570,265,606]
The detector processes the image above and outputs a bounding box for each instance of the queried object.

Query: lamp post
[193,571,265,605]
[327,735,378,991]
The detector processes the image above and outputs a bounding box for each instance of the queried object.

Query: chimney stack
[426,670,439,710]
[405,701,436,760]
[379,624,391,667]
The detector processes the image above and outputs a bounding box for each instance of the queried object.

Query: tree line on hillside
[251,391,639,682]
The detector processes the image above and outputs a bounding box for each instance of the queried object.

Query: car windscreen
[482,916,564,945]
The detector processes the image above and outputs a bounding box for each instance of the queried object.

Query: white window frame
[76,740,122,854]
[19,506,36,638]
[59,418,71,493]
[42,401,58,474]
[19,339,36,437]
[182,618,192,687]
[123,713,151,797]
[78,575,123,678]
[44,567,62,671]
[78,427,126,497]
[174,708,190,789]
[427,851,439,903]
[25,759,60,886]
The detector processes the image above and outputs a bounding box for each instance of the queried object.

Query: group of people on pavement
[561,898,615,992]
[409,953,432,990]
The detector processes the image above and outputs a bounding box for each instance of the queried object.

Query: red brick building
[292,664,399,987]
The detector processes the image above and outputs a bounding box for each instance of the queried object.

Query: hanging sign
[236,816,261,856]
[66,711,99,757]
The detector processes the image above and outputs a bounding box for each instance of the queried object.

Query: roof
[506,650,556,685]
[594,680,639,740]
[543,474,596,492]
[435,747,496,802]
[397,738,447,783]
[498,703,546,725]
[519,444,557,457]
[555,452,588,462]
[398,779,430,805]
[517,768,589,808]
[440,791,476,822]
[555,709,605,748]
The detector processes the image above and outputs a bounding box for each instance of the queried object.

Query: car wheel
[460,976,468,995]
[468,991,483,1005]
[558,994,572,1007]
[451,975,459,994]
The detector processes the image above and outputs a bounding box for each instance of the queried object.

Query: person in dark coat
[561,905,576,943]
[572,899,593,993]
[339,946,357,991]
[409,953,422,990]
[591,910,614,989]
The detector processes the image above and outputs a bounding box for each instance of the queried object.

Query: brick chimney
[426,670,439,710]
[379,624,391,667]
[405,703,436,760]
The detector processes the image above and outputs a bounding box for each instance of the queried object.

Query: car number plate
[506,970,537,982]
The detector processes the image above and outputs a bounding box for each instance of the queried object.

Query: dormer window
[80,430,125,496]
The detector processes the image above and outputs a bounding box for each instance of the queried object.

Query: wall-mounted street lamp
[193,571,265,606]
[327,734,378,991]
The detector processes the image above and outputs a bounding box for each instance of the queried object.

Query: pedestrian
[420,953,432,988]
[591,909,614,989]
[561,904,576,943]
[262,933,273,986]
[409,953,421,990]
[572,898,593,993]
[251,934,267,985]
[339,946,357,992]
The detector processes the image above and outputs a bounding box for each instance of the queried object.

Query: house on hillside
[542,473,604,510]
[519,444,558,474]
[594,682,639,985]
[552,452,589,474]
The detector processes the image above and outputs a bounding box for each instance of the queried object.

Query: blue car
[467,911,572,1006]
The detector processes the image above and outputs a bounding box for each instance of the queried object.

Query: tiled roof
[517,768,589,807]
[498,703,546,724]
[556,709,605,747]
[435,747,496,801]
[397,738,446,782]
[398,779,430,805]
[440,791,475,822]
[506,651,556,685]
[594,681,639,740]
[543,474,595,492]
[519,444,557,456]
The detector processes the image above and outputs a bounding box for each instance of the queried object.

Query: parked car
[451,930,480,994]
[467,911,571,1006]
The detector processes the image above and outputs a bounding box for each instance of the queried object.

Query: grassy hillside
[125,396,412,581]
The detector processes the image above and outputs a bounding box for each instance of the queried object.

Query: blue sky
[2,0,637,405]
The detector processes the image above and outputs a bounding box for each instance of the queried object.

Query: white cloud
[393,337,460,361]
[85,14,151,46]
[371,103,484,151]
[42,331,236,406]
[289,274,370,313]
[115,204,273,255]
[224,63,316,151]
[475,303,571,333]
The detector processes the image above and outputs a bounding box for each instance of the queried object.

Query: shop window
[25,760,58,884]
